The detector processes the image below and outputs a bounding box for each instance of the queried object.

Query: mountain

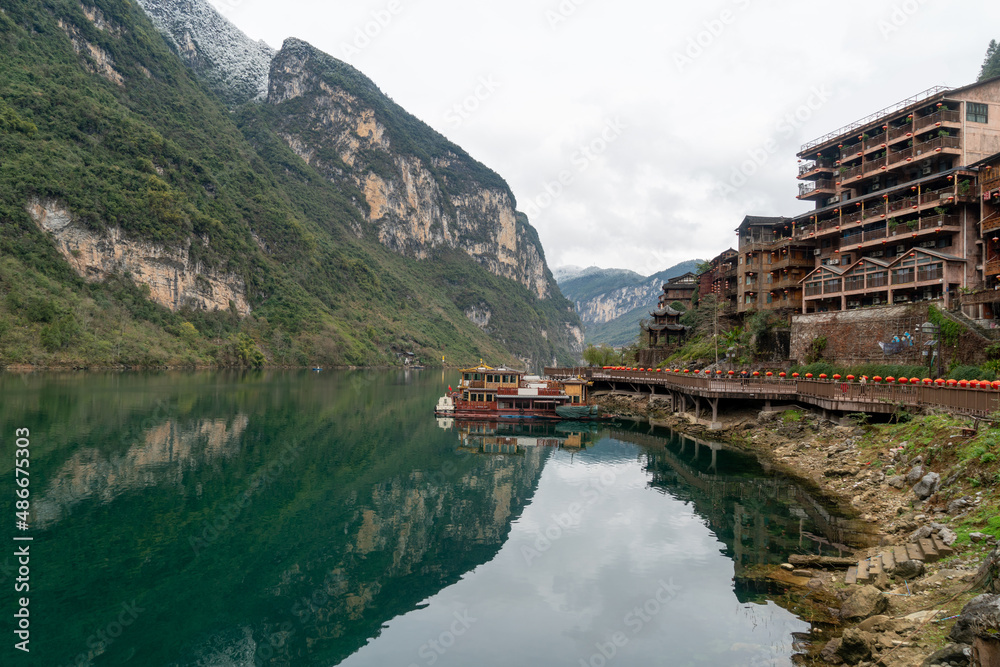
[557,261,703,347]
[0,0,582,368]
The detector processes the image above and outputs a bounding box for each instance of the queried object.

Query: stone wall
[791,303,994,367]
[790,304,933,366]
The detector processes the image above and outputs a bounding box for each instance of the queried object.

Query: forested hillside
[0,0,581,368]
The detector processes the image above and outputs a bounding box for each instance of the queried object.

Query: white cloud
[211,0,1000,276]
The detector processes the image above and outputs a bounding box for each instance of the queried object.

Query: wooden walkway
[545,367,1000,423]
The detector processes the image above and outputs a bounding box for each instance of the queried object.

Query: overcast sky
[209,0,1000,276]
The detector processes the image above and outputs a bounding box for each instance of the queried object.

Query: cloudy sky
[209,0,1000,276]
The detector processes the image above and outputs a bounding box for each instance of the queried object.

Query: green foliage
[980,39,1000,81]
[781,410,801,423]
[928,305,961,347]
[232,333,266,367]
[950,365,987,381]
[582,343,621,367]
[805,335,827,364]
[0,0,581,369]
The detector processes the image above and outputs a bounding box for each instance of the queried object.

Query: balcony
[798,158,836,178]
[913,135,960,159]
[983,213,1000,235]
[913,108,960,133]
[987,257,1000,277]
[917,267,944,282]
[892,270,915,285]
[798,179,836,200]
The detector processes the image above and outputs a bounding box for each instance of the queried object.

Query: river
[0,369,864,666]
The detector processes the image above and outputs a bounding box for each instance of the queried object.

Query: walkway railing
[546,367,1000,417]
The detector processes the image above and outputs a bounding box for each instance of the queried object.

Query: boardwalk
[545,367,1000,426]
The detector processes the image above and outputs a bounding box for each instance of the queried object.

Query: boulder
[891,559,925,580]
[912,472,941,500]
[857,614,891,633]
[887,475,906,489]
[948,497,973,515]
[936,527,957,546]
[841,585,889,621]
[920,642,971,667]
[906,464,926,484]
[910,525,933,541]
[820,637,843,664]
[973,636,1000,667]
[949,593,1000,644]
[976,547,1000,594]
[970,532,989,543]
[836,628,874,664]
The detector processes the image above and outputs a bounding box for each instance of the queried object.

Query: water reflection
[0,372,866,666]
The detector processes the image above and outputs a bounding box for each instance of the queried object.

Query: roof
[800,247,967,284]
[644,323,689,332]
[736,215,789,233]
[650,305,682,317]
[459,364,522,373]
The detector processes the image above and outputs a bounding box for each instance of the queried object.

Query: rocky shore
[595,392,1000,666]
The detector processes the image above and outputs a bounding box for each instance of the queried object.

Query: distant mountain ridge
[556,261,703,347]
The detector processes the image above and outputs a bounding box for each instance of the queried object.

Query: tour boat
[434,363,598,420]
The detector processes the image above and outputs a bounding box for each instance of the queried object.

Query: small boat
[433,363,599,420]
[311,367,323,372]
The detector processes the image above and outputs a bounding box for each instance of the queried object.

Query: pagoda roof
[650,305,682,317]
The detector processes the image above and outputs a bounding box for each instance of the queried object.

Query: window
[968,102,988,124]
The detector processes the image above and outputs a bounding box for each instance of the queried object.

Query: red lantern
[873,376,882,383]
[752,371,760,376]
[846,375,855,381]
[683,369,690,374]
[922,378,931,385]
[805,373,813,378]
[819,373,827,379]
[766,371,773,377]
[779,372,787,378]
[959,380,969,388]
[886,376,895,383]
[715,370,722,375]
[833,374,841,380]
[898,377,908,384]
[947,379,957,386]
[792,372,799,378]
[727,370,735,375]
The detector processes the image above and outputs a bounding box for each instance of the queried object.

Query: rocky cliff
[266,38,553,300]
[134,0,273,105]
[27,198,251,315]
[0,0,581,369]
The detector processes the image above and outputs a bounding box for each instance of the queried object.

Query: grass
[857,413,1000,546]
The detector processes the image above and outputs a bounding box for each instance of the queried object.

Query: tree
[979,39,1000,81]
[582,343,621,367]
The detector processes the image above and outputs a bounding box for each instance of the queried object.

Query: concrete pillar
[694,397,702,420]
[764,399,772,412]
[710,445,718,471]
[709,397,721,430]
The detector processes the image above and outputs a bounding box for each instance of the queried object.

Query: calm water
[0,370,861,666]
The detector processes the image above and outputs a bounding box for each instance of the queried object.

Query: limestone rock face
[135,0,274,105]
[266,38,556,303]
[26,199,250,316]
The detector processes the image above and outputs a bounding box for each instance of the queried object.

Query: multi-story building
[659,273,699,310]
[960,151,1000,320]
[698,248,738,313]
[794,78,1000,313]
[735,216,815,314]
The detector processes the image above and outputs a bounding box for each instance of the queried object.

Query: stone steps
[845,536,955,585]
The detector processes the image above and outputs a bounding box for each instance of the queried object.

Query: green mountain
[0,0,582,369]
[557,261,702,347]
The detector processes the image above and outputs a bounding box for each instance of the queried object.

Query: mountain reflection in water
[0,370,867,666]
